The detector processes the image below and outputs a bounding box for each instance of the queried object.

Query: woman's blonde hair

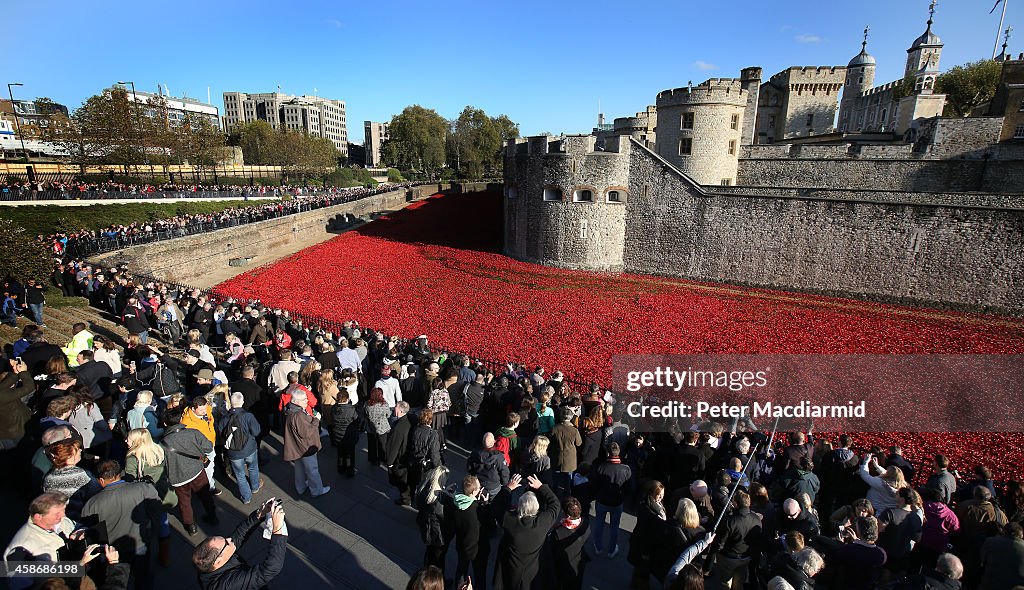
[187,329,201,345]
[135,390,154,406]
[675,497,701,529]
[419,465,449,504]
[126,428,164,475]
[881,466,908,490]
[530,435,550,457]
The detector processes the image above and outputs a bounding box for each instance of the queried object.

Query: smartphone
[130,361,137,371]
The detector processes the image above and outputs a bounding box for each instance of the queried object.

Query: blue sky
[1,0,1010,141]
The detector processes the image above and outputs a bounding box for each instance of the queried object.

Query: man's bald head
[483,432,495,449]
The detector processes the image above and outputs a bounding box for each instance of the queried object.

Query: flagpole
[994,0,1009,59]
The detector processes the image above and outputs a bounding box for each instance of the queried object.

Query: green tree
[386,168,404,182]
[0,219,51,281]
[449,106,520,179]
[229,120,278,165]
[935,59,1004,117]
[382,105,448,179]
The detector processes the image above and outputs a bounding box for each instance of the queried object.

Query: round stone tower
[503,134,630,271]
[840,26,877,132]
[654,79,748,185]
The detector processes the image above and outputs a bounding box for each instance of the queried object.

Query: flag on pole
[991,0,1004,14]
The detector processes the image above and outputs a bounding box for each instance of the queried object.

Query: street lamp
[6,83,29,162]
[118,80,150,168]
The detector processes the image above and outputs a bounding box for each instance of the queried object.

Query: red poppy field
[214,191,1024,480]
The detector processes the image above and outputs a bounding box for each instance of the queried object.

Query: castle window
[678,138,692,155]
[580,219,588,239]
[858,77,864,84]
[681,113,694,130]
[728,140,736,155]
[880,109,887,123]
[806,114,814,127]
[543,188,561,201]
[606,190,624,203]
[768,115,776,129]
[573,189,593,202]
[720,178,732,186]
[730,114,739,130]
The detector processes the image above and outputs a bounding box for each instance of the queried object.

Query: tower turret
[905,0,943,93]
[840,26,876,132]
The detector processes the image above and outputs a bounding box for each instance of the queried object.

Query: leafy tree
[935,59,1003,117]
[382,105,448,179]
[229,120,278,165]
[448,106,520,180]
[386,168,404,182]
[0,219,51,282]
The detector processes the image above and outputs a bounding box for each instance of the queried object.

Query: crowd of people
[0,260,1022,590]
[1,179,406,202]
[38,181,418,259]
[1,182,1022,590]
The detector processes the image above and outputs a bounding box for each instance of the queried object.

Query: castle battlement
[507,134,632,158]
[861,79,903,97]
[657,79,748,107]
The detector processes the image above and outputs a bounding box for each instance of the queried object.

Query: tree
[935,59,1003,117]
[0,220,51,282]
[448,106,520,180]
[382,105,448,178]
[56,87,143,167]
[229,120,278,165]
[387,168,404,182]
[175,113,226,168]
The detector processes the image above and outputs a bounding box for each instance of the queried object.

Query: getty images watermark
[611,355,1024,432]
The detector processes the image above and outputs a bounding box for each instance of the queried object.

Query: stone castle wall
[505,137,1024,314]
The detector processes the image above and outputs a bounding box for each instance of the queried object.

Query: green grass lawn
[0,200,262,236]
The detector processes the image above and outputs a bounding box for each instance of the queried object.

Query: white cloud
[693,60,718,71]
[327,18,343,29]
[796,34,822,43]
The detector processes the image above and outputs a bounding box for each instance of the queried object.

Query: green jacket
[63,330,94,367]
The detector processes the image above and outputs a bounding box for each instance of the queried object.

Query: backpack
[223,411,249,452]
[151,363,181,397]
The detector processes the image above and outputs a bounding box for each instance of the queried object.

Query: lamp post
[6,83,29,162]
[118,80,150,169]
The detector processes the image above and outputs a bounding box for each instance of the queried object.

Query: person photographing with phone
[192,497,288,590]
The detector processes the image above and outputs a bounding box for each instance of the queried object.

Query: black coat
[21,341,64,377]
[230,379,264,412]
[551,518,591,589]
[493,484,560,590]
[75,360,113,400]
[384,414,414,467]
[444,493,494,563]
[416,489,451,548]
[408,424,441,468]
[330,403,361,449]
[628,501,668,567]
[711,507,763,559]
[466,448,510,493]
[197,510,287,590]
